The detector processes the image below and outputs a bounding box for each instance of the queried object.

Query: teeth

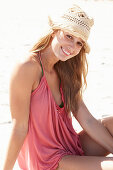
[62,48,71,56]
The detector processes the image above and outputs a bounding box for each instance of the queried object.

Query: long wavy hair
[30,29,88,115]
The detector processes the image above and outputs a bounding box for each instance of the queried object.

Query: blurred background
[0,0,113,168]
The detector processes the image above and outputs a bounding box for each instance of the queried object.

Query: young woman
[3,4,113,170]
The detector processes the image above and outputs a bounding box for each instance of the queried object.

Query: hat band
[62,14,90,31]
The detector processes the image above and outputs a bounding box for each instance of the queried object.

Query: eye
[66,34,73,40]
[77,41,83,47]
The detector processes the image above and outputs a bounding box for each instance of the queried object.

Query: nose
[67,37,83,55]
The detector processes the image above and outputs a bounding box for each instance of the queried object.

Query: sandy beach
[0,0,113,169]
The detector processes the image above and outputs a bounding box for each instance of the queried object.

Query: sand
[0,0,113,169]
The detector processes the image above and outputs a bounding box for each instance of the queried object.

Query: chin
[59,56,71,62]
[55,52,74,62]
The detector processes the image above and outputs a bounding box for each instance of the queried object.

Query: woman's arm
[2,60,38,170]
[75,100,113,154]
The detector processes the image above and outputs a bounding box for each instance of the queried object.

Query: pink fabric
[17,68,84,170]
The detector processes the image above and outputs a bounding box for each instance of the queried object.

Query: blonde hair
[55,48,88,114]
[30,29,88,115]
[30,29,53,52]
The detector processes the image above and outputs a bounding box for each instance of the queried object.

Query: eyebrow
[64,31,85,44]
[78,39,84,44]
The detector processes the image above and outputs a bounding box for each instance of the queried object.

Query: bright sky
[0,0,88,21]
[1,0,113,49]
[0,0,89,47]
[0,0,69,19]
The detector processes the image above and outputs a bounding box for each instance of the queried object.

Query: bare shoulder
[11,55,40,80]
[10,53,42,91]
[9,54,42,128]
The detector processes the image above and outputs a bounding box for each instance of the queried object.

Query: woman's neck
[40,45,59,74]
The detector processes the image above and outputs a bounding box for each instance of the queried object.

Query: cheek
[51,33,64,51]
[78,48,82,54]
[51,37,60,54]
[74,47,82,56]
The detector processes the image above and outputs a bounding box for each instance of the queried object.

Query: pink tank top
[17,56,84,170]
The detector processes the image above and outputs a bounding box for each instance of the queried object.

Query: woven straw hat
[48,4,94,53]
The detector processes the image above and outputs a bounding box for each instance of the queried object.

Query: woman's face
[51,30,84,61]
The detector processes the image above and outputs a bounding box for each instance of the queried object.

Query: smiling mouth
[61,47,71,56]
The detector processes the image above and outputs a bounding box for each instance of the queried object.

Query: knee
[100,116,113,128]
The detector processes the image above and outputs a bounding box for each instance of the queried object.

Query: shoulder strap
[38,52,44,76]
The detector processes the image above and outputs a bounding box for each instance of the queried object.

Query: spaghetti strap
[38,52,44,76]
[38,51,64,108]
